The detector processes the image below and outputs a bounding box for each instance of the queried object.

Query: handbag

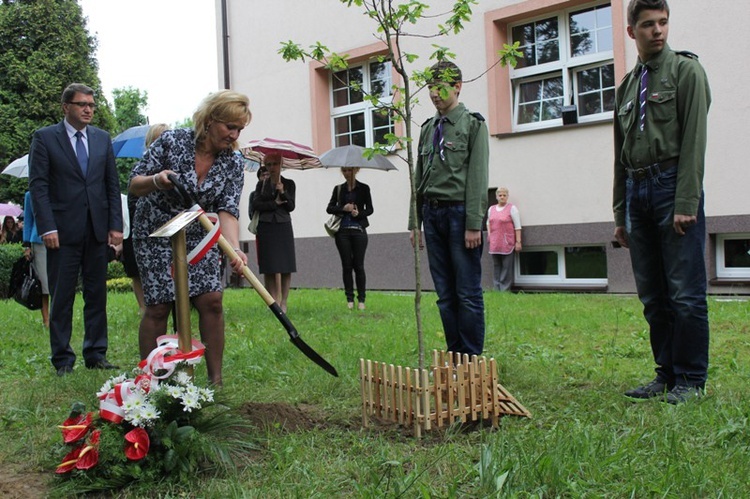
[14,263,42,310]
[248,211,260,235]
[324,185,343,237]
[324,214,342,237]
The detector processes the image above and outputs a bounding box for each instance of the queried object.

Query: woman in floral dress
[129,90,251,386]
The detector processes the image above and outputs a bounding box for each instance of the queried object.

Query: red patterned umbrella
[240,137,321,170]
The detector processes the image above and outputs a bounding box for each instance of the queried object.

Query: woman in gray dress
[128,90,251,386]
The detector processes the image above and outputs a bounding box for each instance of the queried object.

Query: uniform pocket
[618,100,635,130]
[442,138,468,165]
[647,90,676,123]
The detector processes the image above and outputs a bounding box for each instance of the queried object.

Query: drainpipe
[221,0,230,89]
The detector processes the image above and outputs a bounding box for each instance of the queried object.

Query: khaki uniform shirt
[409,103,489,230]
[613,44,711,227]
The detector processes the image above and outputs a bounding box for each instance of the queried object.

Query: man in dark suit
[29,83,123,376]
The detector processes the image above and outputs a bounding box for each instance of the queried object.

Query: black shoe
[624,379,669,399]
[85,359,120,370]
[664,384,703,405]
[56,365,74,376]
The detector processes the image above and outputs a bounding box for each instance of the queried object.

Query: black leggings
[335,228,368,302]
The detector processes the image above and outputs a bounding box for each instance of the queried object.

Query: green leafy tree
[173,117,194,130]
[111,86,149,191]
[112,86,148,134]
[280,0,520,367]
[0,0,115,205]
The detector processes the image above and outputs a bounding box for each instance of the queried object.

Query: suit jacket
[29,121,122,245]
[252,176,296,224]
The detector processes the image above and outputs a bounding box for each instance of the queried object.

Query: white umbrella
[2,154,29,178]
[319,145,397,171]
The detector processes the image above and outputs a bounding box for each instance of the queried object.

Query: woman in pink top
[486,187,522,291]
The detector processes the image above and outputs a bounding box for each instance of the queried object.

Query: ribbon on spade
[169,211,221,278]
[186,211,220,265]
[98,335,205,424]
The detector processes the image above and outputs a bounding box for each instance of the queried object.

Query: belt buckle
[633,166,650,181]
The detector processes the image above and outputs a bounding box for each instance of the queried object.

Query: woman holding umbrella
[251,152,296,313]
[326,167,374,310]
[128,90,250,386]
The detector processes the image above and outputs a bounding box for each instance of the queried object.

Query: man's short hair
[627,0,669,27]
[61,83,94,104]
[428,61,462,86]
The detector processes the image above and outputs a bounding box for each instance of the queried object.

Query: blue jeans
[625,167,709,387]
[334,228,368,303]
[422,204,485,356]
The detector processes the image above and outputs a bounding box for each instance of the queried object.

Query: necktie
[638,65,649,132]
[431,116,448,163]
[75,131,88,177]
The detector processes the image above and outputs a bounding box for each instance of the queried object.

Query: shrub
[0,243,24,299]
[107,277,133,293]
[107,260,126,280]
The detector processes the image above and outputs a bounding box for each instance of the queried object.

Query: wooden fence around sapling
[360,350,530,437]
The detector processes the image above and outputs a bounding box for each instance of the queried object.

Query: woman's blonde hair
[145,123,169,148]
[193,90,252,150]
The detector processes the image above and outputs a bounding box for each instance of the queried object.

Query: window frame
[716,233,750,279]
[515,244,608,287]
[483,0,626,136]
[508,1,615,131]
[329,59,395,148]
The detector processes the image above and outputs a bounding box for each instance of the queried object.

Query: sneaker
[664,384,703,405]
[624,379,669,400]
[358,302,366,311]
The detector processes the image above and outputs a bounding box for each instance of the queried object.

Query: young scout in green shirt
[409,61,489,356]
[613,0,711,404]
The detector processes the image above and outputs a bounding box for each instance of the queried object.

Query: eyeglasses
[67,101,97,110]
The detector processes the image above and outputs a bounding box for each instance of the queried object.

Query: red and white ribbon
[187,212,220,265]
[138,334,206,379]
[98,335,205,424]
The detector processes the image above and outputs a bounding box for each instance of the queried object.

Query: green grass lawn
[1,289,748,497]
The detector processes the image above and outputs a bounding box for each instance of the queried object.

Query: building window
[716,234,750,279]
[516,245,607,286]
[509,2,614,130]
[331,60,394,147]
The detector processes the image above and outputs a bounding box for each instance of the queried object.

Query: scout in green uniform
[409,61,489,356]
[613,0,711,404]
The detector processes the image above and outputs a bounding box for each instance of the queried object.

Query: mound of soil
[0,467,49,499]
[238,402,329,432]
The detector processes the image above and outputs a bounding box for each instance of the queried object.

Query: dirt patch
[239,402,330,432]
[0,467,50,499]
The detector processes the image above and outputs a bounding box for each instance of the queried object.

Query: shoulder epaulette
[470,112,485,122]
[675,50,699,60]
[421,117,433,126]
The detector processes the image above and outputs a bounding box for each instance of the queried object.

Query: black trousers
[47,224,109,369]
[334,228,368,302]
